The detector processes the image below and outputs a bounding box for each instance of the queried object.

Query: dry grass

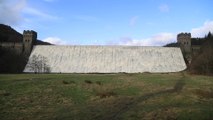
[194,89,213,99]
[0,73,213,120]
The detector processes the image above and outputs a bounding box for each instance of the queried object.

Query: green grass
[0,72,213,120]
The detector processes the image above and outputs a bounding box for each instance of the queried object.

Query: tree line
[190,32,213,75]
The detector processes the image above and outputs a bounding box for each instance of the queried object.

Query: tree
[26,55,51,73]
[190,33,213,75]
[163,42,179,47]
[207,31,213,39]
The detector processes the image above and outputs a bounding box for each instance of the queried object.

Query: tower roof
[177,33,191,37]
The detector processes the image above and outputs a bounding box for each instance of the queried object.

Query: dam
[24,45,186,73]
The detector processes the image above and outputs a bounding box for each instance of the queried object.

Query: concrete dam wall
[24,45,186,73]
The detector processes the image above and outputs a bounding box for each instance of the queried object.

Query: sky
[1,0,213,46]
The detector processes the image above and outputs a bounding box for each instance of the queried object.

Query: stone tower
[177,33,191,62]
[23,30,37,55]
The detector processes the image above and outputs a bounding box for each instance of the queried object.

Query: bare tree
[26,55,51,73]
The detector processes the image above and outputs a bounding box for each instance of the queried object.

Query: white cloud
[111,33,176,46]
[159,4,170,12]
[111,20,213,46]
[129,16,139,26]
[191,21,213,37]
[24,7,58,20]
[0,0,58,26]
[43,37,68,45]
[0,0,26,25]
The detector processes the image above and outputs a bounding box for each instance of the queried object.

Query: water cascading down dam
[24,45,186,73]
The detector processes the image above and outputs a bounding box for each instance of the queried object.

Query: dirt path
[100,72,186,120]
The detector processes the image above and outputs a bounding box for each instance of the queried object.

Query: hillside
[0,24,51,45]
[190,33,213,75]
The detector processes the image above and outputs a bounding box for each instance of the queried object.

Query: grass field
[0,72,213,120]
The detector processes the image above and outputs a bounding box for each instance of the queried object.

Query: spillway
[24,45,186,73]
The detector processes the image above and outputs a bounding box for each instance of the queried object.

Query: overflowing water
[24,45,186,73]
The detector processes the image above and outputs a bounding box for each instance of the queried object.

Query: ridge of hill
[0,24,51,45]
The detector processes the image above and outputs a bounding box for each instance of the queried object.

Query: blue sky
[1,0,213,46]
